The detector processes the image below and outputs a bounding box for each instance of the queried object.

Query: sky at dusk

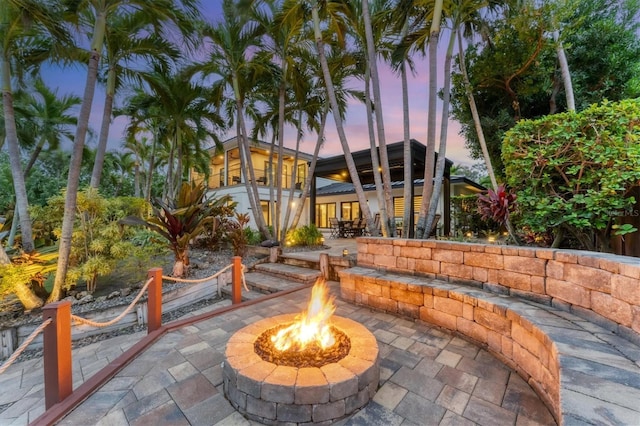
[40,2,475,167]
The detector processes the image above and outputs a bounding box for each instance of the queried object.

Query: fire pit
[223,280,379,425]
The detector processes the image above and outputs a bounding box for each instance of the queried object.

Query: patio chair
[329,217,340,239]
[352,218,366,237]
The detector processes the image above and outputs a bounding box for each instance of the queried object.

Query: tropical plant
[286,224,323,247]
[89,9,180,189]
[226,212,251,257]
[503,98,640,251]
[121,181,234,277]
[477,184,517,225]
[51,0,202,303]
[1,0,71,254]
[0,248,58,310]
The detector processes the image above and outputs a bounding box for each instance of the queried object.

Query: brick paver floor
[7,281,557,425]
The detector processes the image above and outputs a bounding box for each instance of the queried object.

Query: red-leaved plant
[477,184,517,225]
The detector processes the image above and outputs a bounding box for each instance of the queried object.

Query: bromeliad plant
[477,184,517,225]
[121,181,234,277]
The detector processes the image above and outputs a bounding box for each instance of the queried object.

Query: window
[261,201,271,226]
[315,203,336,228]
[341,202,360,220]
[296,163,306,189]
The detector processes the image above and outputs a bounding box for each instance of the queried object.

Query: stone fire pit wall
[353,237,640,340]
[223,314,379,425]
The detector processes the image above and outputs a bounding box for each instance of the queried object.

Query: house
[191,137,314,229]
[312,140,484,237]
[193,138,484,237]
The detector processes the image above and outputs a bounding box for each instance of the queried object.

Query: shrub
[286,225,323,247]
[503,98,640,251]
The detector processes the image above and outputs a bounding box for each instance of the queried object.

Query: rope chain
[162,263,249,291]
[0,261,247,374]
[0,318,53,375]
[70,277,153,328]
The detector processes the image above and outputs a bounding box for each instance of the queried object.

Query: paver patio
[39,282,555,425]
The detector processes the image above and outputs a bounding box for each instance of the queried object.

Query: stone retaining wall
[354,238,640,343]
[338,268,561,420]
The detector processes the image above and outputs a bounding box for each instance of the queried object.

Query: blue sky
[39,2,473,166]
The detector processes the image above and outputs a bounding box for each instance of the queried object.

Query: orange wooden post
[232,256,242,304]
[147,268,163,333]
[43,301,72,409]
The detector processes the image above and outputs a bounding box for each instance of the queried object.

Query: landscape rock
[77,294,94,304]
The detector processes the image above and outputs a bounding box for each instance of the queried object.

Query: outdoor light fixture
[343,249,349,256]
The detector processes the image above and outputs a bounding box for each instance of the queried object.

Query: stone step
[254,262,321,284]
[244,272,306,294]
[220,285,265,302]
[278,254,321,270]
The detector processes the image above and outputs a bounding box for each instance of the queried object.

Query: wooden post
[147,268,163,333]
[43,301,72,409]
[232,256,242,304]
[320,253,330,279]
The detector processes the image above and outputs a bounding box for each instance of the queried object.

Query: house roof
[313,139,453,184]
[316,175,484,196]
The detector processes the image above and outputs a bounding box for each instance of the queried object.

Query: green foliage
[286,224,323,247]
[244,227,262,246]
[450,0,640,173]
[451,195,499,236]
[120,181,234,275]
[477,184,517,225]
[503,98,640,250]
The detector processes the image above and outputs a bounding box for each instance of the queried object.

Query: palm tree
[414,0,444,238]
[309,0,378,235]
[89,9,179,189]
[139,64,225,199]
[1,0,70,253]
[50,0,202,303]
[6,78,80,247]
[358,0,396,237]
[202,0,272,239]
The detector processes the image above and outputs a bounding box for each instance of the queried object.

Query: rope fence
[162,262,249,293]
[0,318,52,375]
[70,277,154,328]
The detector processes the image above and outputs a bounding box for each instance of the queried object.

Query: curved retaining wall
[354,238,640,343]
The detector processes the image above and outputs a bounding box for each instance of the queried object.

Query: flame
[271,278,336,351]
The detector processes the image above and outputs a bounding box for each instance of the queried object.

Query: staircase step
[220,286,266,302]
[278,254,320,270]
[244,272,307,294]
[254,262,321,284]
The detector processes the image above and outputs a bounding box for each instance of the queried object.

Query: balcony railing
[208,167,304,190]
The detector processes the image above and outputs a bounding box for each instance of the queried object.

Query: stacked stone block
[354,238,640,340]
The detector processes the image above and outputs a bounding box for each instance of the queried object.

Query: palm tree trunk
[290,107,328,229]
[364,68,389,236]
[234,83,270,238]
[457,29,520,245]
[50,45,103,303]
[424,27,456,237]
[2,56,35,253]
[145,130,158,203]
[553,30,575,111]
[90,68,116,188]
[401,61,412,238]
[13,280,44,311]
[282,109,303,236]
[416,0,443,239]
[0,243,9,264]
[362,0,394,235]
[276,57,287,241]
[311,2,377,235]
